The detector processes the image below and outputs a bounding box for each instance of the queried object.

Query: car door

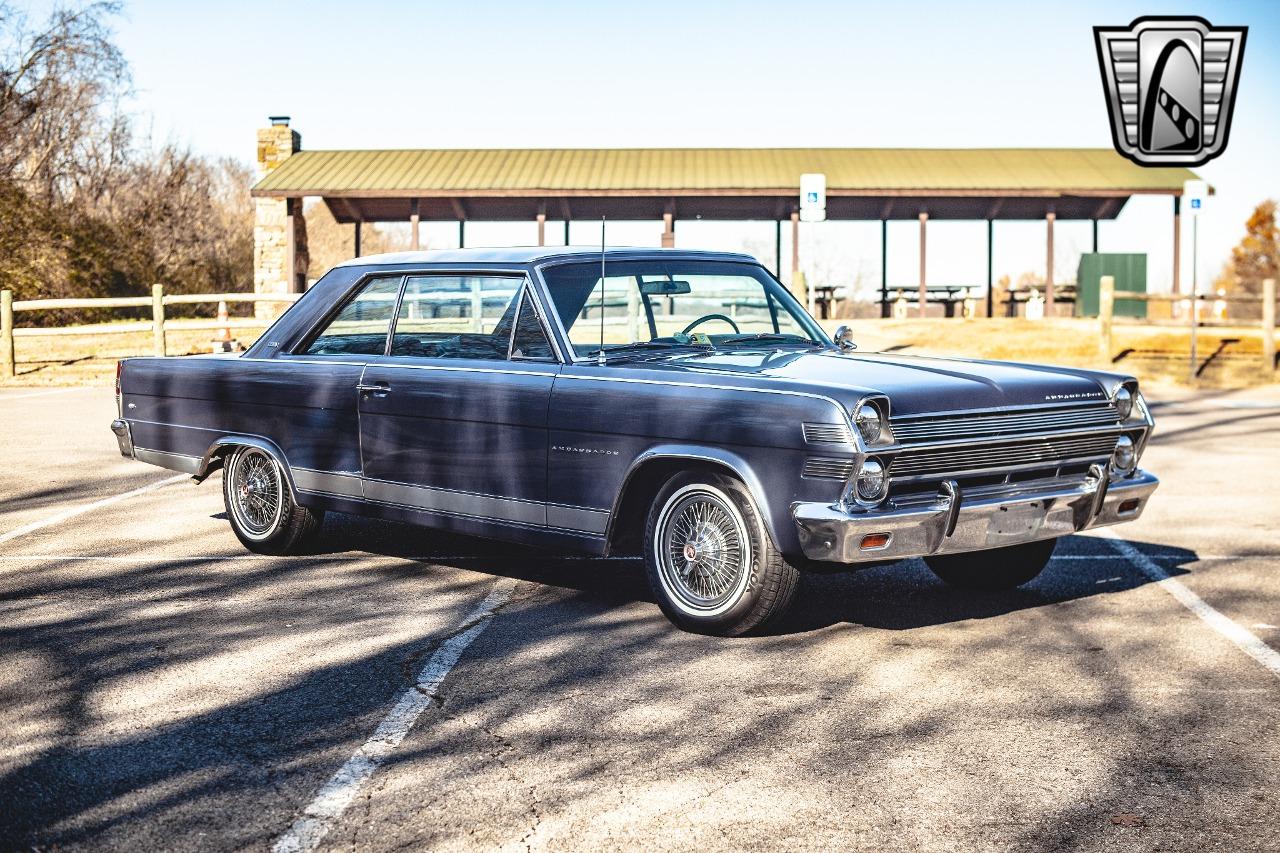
[270,274,404,498]
[357,273,559,528]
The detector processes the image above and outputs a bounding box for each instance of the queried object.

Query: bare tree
[0,3,256,314]
[0,1,130,204]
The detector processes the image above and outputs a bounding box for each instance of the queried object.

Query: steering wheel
[680,313,740,335]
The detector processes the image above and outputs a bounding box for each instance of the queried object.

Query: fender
[607,443,782,549]
[194,434,299,496]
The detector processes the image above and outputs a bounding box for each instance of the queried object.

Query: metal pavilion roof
[249,147,1200,223]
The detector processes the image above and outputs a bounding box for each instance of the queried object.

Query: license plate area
[986,500,1047,544]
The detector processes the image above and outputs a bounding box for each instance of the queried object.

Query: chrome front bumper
[792,469,1159,564]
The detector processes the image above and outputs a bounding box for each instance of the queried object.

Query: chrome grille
[891,403,1119,444]
[802,422,853,446]
[803,457,855,480]
[889,433,1118,478]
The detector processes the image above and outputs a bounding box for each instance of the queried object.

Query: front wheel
[924,538,1056,590]
[222,446,323,555]
[643,471,799,636]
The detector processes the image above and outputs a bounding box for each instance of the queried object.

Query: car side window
[389,275,528,361]
[510,292,554,360]
[302,276,402,356]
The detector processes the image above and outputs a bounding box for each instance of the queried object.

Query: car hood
[611,349,1122,417]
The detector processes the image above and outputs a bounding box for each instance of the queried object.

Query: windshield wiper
[581,341,705,360]
[716,333,823,348]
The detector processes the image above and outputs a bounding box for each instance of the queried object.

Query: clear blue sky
[97,0,1280,292]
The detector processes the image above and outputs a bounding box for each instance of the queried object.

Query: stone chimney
[253,116,309,318]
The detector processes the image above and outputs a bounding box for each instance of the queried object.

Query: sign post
[1184,180,1209,380]
[799,174,826,315]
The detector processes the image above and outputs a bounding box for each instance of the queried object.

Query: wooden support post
[1,290,13,378]
[353,221,362,258]
[470,279,483,333]
[661,211,675,248]
[918,212,928,318]
[1044,211,1056,317]
[986,219,994,318]
[286,198,297,294]
[1098,275,1114,365]
[775,220,782,278]
[536,210,547,247]
[458,220,465,249]
[881,220,889,318]
[1172,195,1181,295]
[410,199,421,250]
[790,209,800,283]
[626,278,641,342]
[151,284,166,357]
[1263,277,1276,373]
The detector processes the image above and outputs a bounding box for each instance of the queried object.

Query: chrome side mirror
[833,325,857,352]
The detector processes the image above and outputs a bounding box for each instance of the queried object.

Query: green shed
[1076,253,1147,318]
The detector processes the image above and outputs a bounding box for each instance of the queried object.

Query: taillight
[115,361,123,413]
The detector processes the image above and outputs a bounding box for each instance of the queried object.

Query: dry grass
[3,325,270,387]
[819,317,1277,389]
[2,317,1275,390]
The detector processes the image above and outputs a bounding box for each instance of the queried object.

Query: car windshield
[539,260,826,359]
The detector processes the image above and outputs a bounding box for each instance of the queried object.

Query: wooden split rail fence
[3,279,1277,380]
[1097,275,1277,376]
[1,286,300,378]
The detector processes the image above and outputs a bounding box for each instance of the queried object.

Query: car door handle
[356,382,390,395]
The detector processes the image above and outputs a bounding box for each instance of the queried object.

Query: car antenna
[597,216,607,365]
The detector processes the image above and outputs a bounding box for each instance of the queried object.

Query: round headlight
[853,458,888,505]
[854,403,882,444]
[1113,386,1133,421]
[1112,435,1136,474]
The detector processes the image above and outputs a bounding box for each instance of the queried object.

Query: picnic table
[890,285,978,318]
[1002,286,1078,318]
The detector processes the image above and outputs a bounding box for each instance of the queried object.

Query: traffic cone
[210,300,239,353]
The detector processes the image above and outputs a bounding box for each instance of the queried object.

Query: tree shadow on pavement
[4,506,1259,852]
[315,512,1198,636]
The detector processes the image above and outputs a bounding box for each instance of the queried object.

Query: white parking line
[0,474,188,546]
[0,553,639,563]
[1099,529,1280,679]
[273,576,518,853]
[0,387,87,401]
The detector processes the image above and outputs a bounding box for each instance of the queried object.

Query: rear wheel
[924,538,1056,590]
[222,446,323,555]
[644,471,799,636]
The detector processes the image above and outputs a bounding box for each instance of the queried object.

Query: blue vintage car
[111,247,1157,635]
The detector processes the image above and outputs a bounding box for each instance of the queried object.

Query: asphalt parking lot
[1,384,1278,852]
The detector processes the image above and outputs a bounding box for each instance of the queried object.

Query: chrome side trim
[133,447,202,475]
[244,357,367,366]
[362,478,547,526]
[365,362,557,378]
[291,468,364,498]
[554,373,847,418]
[547,504,609,534]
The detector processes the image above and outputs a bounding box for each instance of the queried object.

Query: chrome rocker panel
[792,469,1159,564]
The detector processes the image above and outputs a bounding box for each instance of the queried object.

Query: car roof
[332,246,760,267]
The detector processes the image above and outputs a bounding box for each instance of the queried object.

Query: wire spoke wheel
[655,486,751,616]
[228,448,284,539]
